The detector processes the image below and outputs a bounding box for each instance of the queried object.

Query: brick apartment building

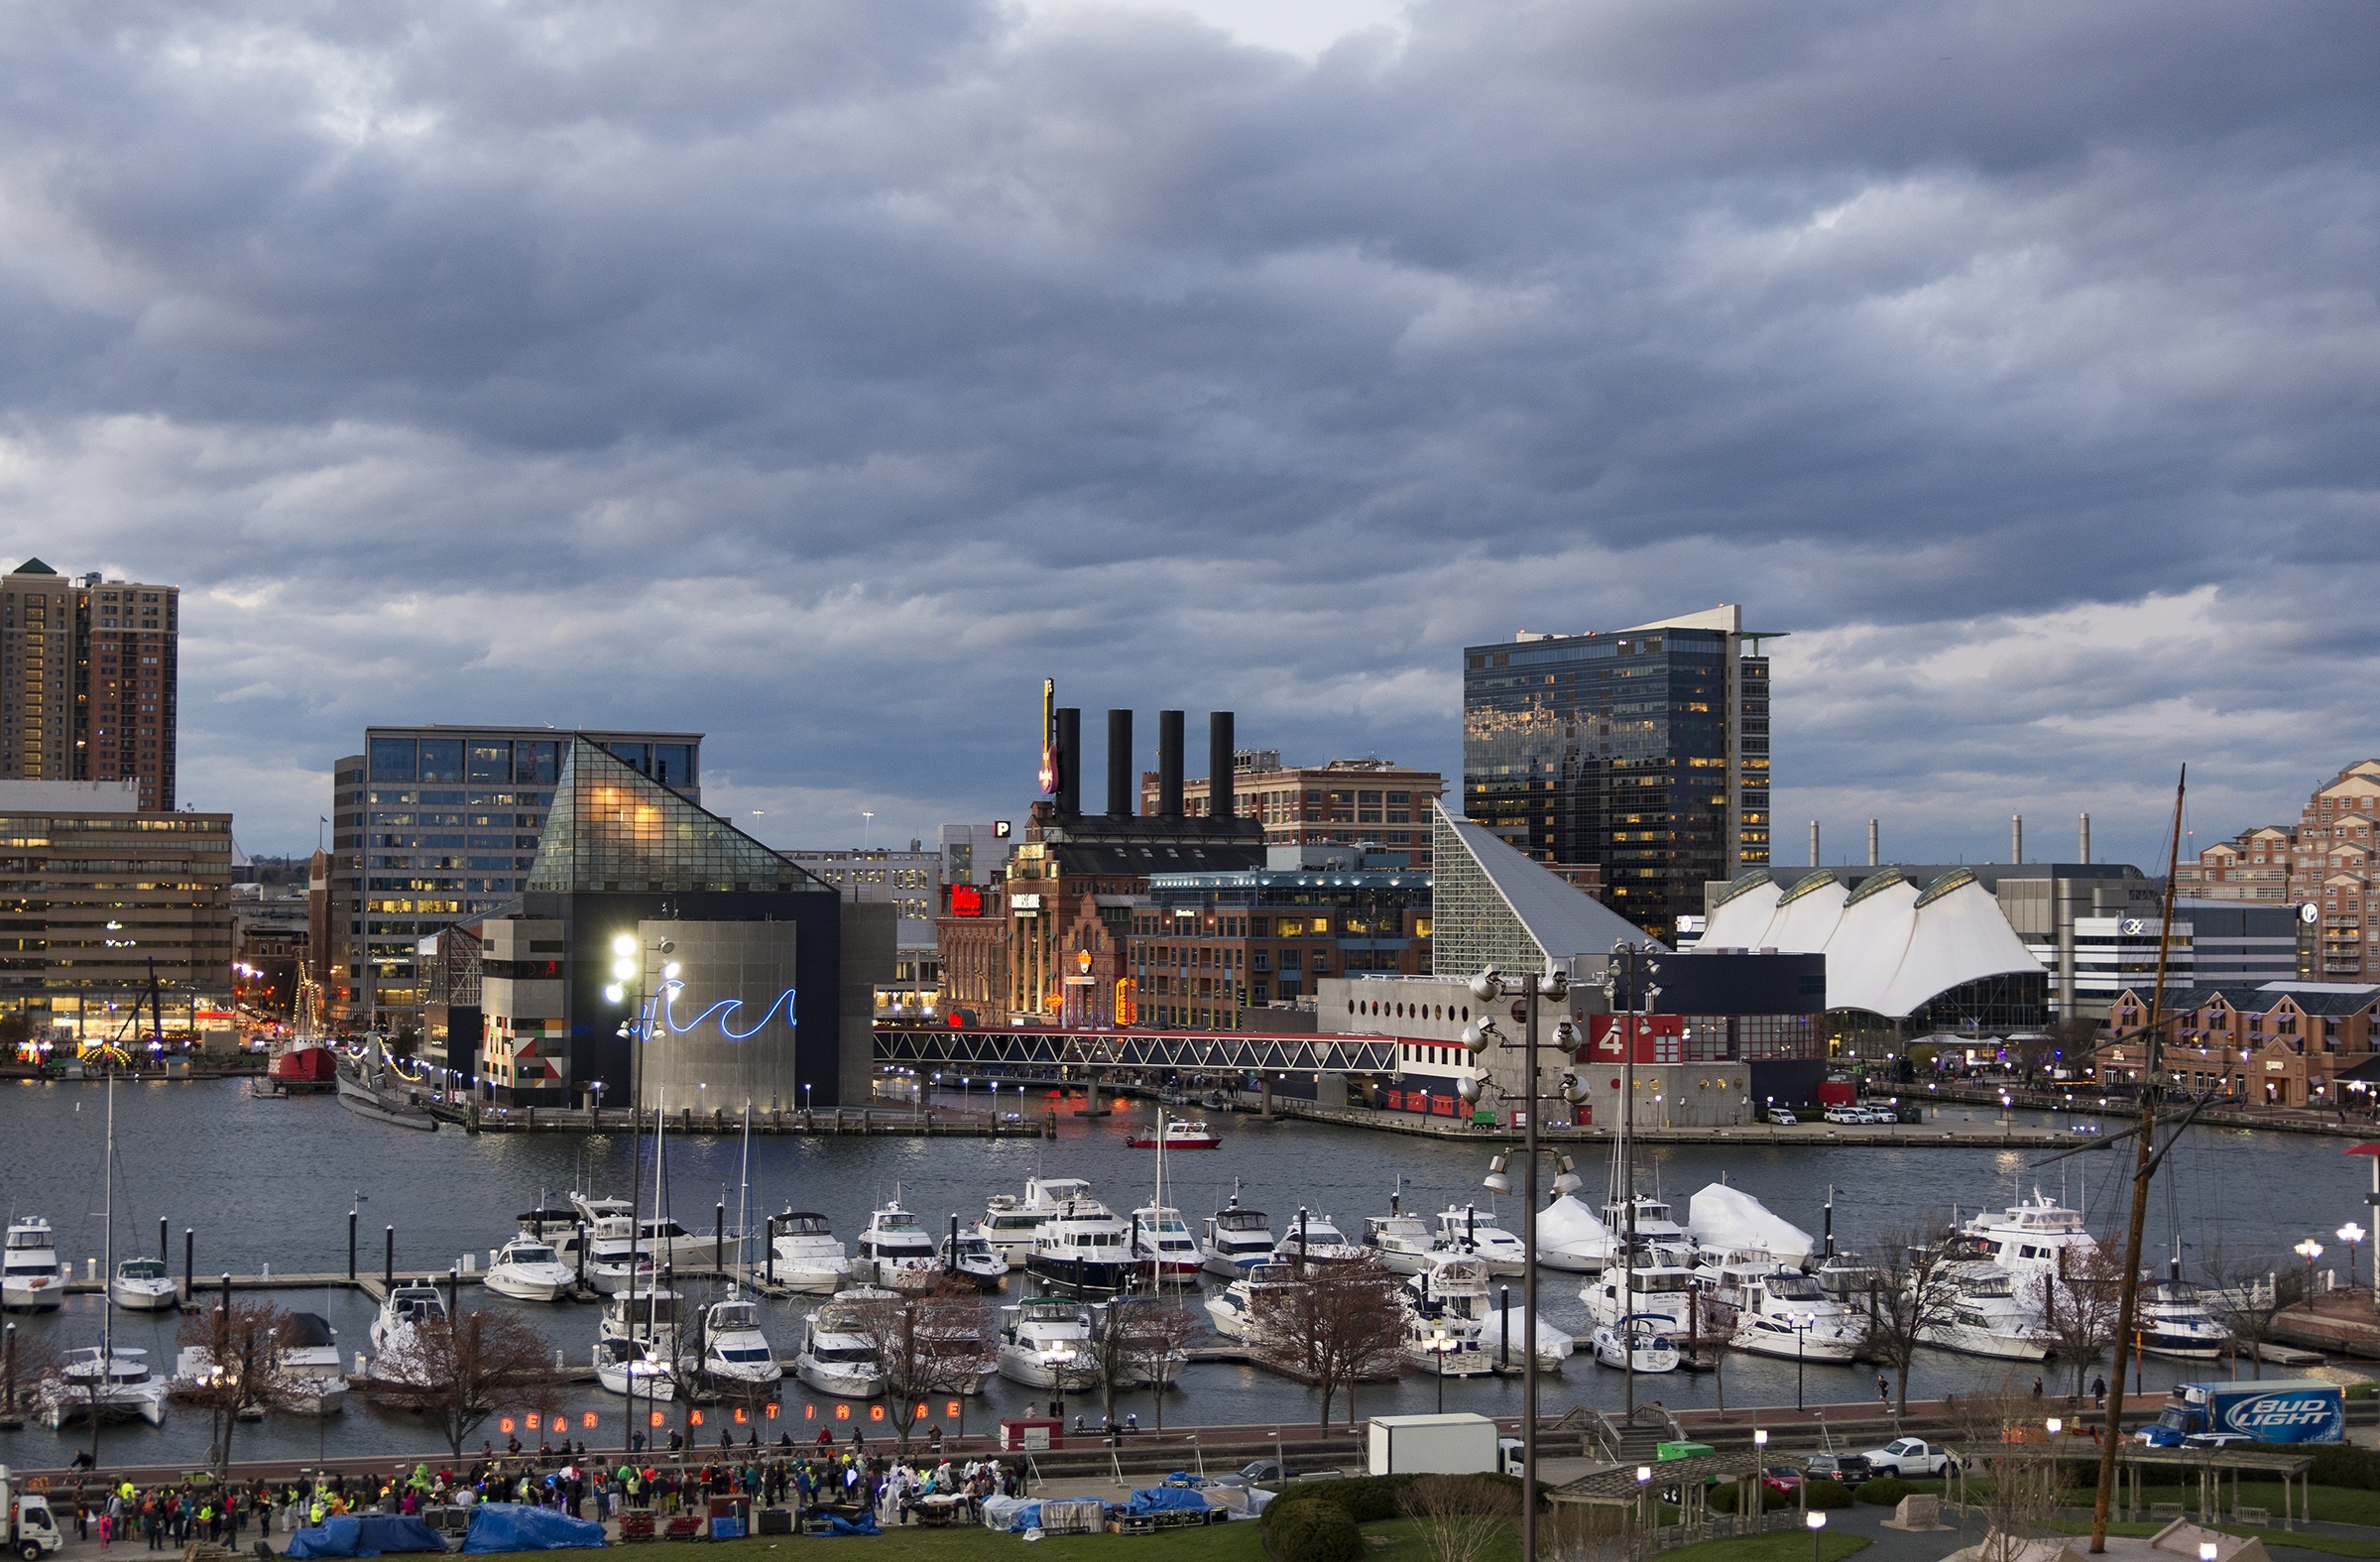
[2102,981,2380,1107]
[2175,758,2380,982]
[1144,753,1443,869]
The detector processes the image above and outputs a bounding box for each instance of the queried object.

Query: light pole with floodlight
[604,929,676,1457]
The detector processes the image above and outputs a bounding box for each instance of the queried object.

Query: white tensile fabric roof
[1696,868,2043,1018]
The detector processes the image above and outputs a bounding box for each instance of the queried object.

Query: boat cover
[1536,1195,1615,1261]
[288,1515,446,1558]
[1685,1184,1814,1264]
[1122,1488,1211,1514]
[461,1503,606,1552]
[1485,1305,1577,1361]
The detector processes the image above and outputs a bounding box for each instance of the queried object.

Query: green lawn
[1657,1534,1871,1562]
[2051,1519,2380,1560]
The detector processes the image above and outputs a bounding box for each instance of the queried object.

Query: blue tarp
[287,1515,447,1559]
[824,1514,881,1536]
[461,1504,606,1553]
[1123,1489,1211,1515]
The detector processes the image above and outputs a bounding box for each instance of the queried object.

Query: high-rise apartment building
[1143,754,1444,867]
[1,558,179,810]
[328,726,701,1034]
[2175,759,2380,983]
[1463,604,1771,940]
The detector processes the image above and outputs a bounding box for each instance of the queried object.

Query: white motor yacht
[941,1229,1009,1289]
[1363,1213,1439,1275]
[484,1239,577,1302]
[767,1211,853,1294]
[2138,1274,2227,1360]
[1917,1263,2049,1360]
[1431,1206,1527,1276]
[1580,1249,1705,1336]
[796,1293,888,1397]
[1204,1261,1297,1344]
[1026,1195,1137,1296]
[1130,1205,1203,1281]
[978,1194,1050,1269]
[1401,1254,1498,1377]
[1589,1318,1679,1374]
[1536,1195,1618,1274]
[858,1200,944,1291]
[109,1256,180,1313]
[996,1296,1097,1389]
[1272,1210,1362,1265]
[699,1297,782,1386]
[366,1281,449,1381]
[565,1196,654,1295]
[1959,1191,2101,1283]
[1095,1295,1190,1385]
[1698,1256,1860,1362]
[1200,1197,1276,1277]
[595,1338,676,1399]
[39,1346,168,1427]
[2,1217,64,1312]
[280,1312,350,1415]
[1602,1194,1692,1249]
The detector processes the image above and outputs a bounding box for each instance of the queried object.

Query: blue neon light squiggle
[654,979,797,1039]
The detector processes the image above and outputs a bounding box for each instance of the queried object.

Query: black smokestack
[1209,712,1235,822]
[1107,710,1133,817]
[1054,707,1081,816]
[1158,711,1184,818]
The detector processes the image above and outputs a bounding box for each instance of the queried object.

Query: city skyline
[1,0,2372,872]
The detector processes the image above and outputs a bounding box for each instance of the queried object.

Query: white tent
[1686,1183,1816,1266]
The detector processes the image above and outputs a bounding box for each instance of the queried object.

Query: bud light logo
[2220,1390,2341,1442]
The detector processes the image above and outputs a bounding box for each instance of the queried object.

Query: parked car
[1804,1452,1872,1486]
[1823,1107,1866,1125]
[1858,1438,1961,1478]
[1758,1468,1805,1499]
[1765,1108,1798,1126]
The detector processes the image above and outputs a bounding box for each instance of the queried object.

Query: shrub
[1803,1480,1854,1510]
[2310,1443,2380,1491]
[2345,1382,2376,1402]
[1857,1479,1914,1507]
[1708,1483,1789,1514]
[1262,1475,1415,1526]
[1264,1499,1363,1562]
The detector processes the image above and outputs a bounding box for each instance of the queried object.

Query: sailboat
[40,1073,168,1429]
[695,1107,780,1391]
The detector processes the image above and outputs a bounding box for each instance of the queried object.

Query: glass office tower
[327,725,702,1032]
[1462,606,1770,941]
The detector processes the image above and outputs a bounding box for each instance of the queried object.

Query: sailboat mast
[103,1072,115,1362]
[2089,766,2186,1552]
[736,1104,753,1293]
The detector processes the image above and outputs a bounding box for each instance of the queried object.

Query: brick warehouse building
[1144,753,1444,869]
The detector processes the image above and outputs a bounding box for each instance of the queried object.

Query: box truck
[2134,1380,2345,1448]
[1368,1414,1523,1477]
[0,1468,62,1560]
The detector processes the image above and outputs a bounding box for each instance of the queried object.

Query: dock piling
[384,1226,394,1289]
[183,1227,193,1301]
[348,1209,358,1282]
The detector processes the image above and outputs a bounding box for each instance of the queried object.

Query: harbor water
[0,1078,2355,1468]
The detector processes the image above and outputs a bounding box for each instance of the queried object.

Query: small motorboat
[1203,1261,1297,1345]
[1127,1118,1222,1149]
[2,1217,64,1312]
[1129,1205,1204,1280]
[857,1199,944,1292]
[940,1229,1009,1290]
[1363,1213,1439,1275]
[1272,1210,1362,1264]
[1431,1205,1527,1276]
[1590,1317,1679,1374]
[366,1282,449,1382]
[279,1312,351,1415]
[109,1256,181,1313]
[483,1239,577,1302]
[1201,1194,1275,1278]
[595,1338,676,1399]
[699,1297,782,1387]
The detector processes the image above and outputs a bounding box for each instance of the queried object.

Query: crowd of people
[52,1438,1036,1548]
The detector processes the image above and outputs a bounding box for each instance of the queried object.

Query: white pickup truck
[1857,1438,1962,1478]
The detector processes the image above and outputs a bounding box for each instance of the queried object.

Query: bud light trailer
[2135,1380,2344,1448]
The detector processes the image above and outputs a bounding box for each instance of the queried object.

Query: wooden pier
[422,1100,1054,1138]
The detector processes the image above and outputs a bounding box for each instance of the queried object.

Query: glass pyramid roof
[526,738,830,896]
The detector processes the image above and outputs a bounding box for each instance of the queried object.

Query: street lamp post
[1807,1508,1827,1562]
[2341,1224,2367,1301]
[1464,961,1580,1562]
[1793,1311,1815,1410]
[2297,1239,2323,1297]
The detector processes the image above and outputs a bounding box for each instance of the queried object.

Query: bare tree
[1861,1223,1967,1416]
[1401,1474,1519,1562]
[365,1306,560,1456]
[2204,1254,2301,1382]
[2032,1246,2124,1403]
[1946,1380,2068,1562]
[173,1300,315,1477]
[846,1280,995,1450]
[1079,1295,1196,1433]
[1253,1254,1408,1435]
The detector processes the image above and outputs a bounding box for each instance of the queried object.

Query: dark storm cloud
[1,0,2375,856]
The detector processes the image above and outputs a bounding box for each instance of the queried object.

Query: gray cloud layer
[3,0,2374,868]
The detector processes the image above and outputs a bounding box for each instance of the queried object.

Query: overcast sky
[6,0,2375,872]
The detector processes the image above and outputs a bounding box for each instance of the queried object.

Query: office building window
[370,738,416,781]
[419,737,464,782]
[468,740,511,782]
